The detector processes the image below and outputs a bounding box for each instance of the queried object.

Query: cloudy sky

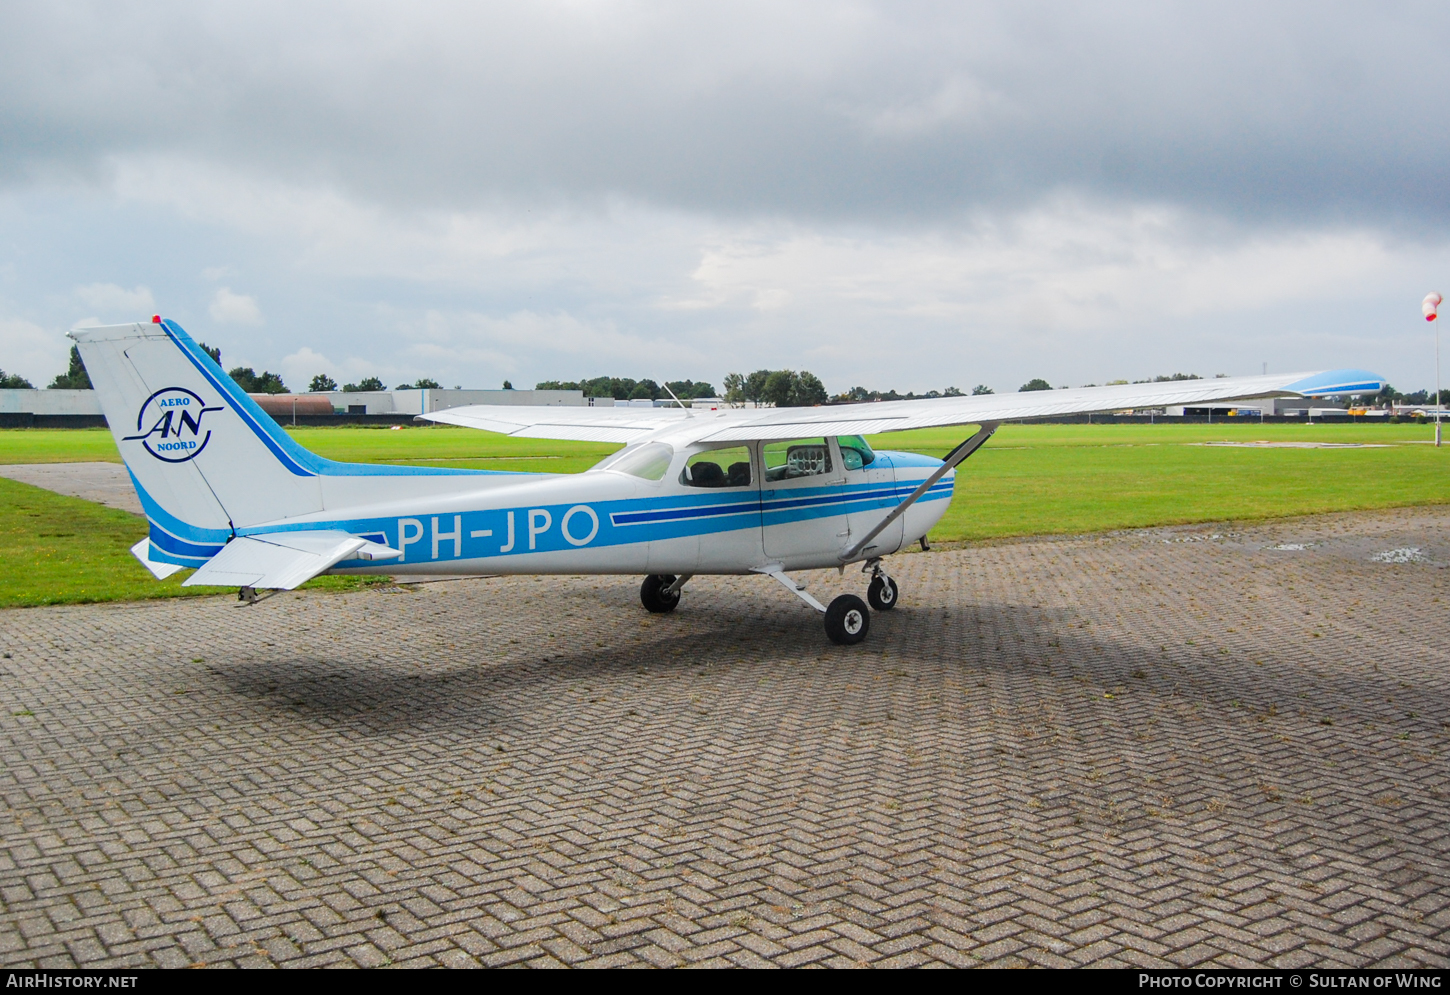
[2,1,1448,395]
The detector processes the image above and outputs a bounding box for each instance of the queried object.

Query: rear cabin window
[763,438,832,482]
[681,446,753,488]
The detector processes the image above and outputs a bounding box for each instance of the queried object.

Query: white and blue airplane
[73,318,1384,644]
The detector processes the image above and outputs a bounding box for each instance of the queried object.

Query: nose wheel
[753,565,873,644]
[867,575,898,611]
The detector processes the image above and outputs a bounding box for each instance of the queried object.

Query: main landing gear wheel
[867,576,899,611]
[824,594,870,645]
[640,574,681,613]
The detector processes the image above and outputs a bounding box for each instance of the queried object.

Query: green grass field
[876,423,1449,542]
[1,420,1445,607]
[0,424,620,474]
[0,475,384,607]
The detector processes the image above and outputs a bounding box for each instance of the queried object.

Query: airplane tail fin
[72,318,335,568]
[76,317,503,574]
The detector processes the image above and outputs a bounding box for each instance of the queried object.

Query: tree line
[834,384,974,401]
[304,374,447,393]
[535,377,718,401]
[720,370,827,407]
[1373,385,1450,406]
[1016,372,1205,392]
[0,346,94,390]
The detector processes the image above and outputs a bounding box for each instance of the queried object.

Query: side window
[837,434,876,471]
[763,438,833,482]
[681,446,752,488]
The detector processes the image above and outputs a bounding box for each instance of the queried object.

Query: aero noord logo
[122,388,224,463]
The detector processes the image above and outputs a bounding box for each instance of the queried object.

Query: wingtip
[1283,369,1386,396]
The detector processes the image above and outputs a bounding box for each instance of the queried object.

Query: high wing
[421,404,691,443]
[419,369,1383,445]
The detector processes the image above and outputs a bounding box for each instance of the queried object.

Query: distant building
[310,388,587,415]
[248,394,336,418]
[0,386,595,425]
[0,389,104,416]
[1162,398,1350,417]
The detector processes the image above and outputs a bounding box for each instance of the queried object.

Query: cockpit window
[681,446,752,488]
[599,442,673,480]
[837,435,876,470]
[763,438,833,481]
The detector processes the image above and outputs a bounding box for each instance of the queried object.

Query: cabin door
[760,437,850,566]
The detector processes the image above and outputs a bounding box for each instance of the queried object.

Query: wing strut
[841,421,999,562]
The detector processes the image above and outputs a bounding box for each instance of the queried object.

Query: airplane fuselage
[228,441,954,578]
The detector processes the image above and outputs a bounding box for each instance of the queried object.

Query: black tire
[824,594,870,645]
[867,576,899,611]
[640,575,680,613]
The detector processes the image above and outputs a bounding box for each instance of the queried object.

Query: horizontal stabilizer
[130,537,185,580]
[183,530,401,590]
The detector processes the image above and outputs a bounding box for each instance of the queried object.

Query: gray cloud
[3,1,1448,227]
[3,1,1446,396]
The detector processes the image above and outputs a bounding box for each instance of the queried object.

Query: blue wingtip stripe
[1282,369,1386,397]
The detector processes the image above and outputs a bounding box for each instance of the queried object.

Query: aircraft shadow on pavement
[199,589,1446,754]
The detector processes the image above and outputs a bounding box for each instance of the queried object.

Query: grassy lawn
[870,422,1450,542]
[0,476,383,608]
[0,427,123,464]
[0,419,1445,607]
[0,424,619,474]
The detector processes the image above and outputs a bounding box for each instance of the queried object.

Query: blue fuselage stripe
[148,525,224,559]
[612,500,762,525]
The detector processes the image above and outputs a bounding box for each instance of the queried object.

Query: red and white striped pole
[1425,293,1443,447]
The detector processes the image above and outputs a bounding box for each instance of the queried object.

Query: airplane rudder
[72,318,325,532]
[69,320,237,540]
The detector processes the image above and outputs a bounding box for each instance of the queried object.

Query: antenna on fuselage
[661,381,692,417]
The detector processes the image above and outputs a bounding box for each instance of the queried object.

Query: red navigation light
[151,315,161,324]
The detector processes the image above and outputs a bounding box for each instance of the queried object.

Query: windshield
[837,435,876,470]
[596,442,674,480]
